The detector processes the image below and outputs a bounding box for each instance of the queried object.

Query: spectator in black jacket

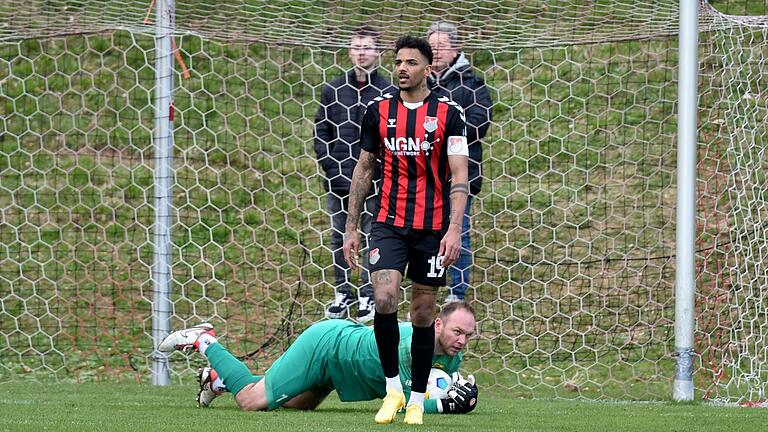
[427,22,493,303]
[314,25,396,322]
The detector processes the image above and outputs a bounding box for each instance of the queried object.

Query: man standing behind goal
[427,21,493,304]
[343,35,469,425]
[314,25,395,322]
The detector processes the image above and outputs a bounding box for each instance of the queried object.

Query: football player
[158,301,478,415]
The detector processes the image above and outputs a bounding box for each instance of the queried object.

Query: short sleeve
[444,104,467,140]
[359,103,381,154]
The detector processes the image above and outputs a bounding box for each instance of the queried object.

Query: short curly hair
[394,35,433,64]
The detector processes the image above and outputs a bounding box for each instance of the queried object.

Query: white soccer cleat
[325,291,354,319]
[197,366,222,408]
[357,296,375,323]
[158,323,215,353]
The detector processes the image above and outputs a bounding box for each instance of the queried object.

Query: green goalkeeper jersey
[325,320,462,413]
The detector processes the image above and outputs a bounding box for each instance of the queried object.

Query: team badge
[369,248,380,265]
[448,136,467,154]
[423,116,438,133]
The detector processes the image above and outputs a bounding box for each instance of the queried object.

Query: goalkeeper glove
[438,374,478,414]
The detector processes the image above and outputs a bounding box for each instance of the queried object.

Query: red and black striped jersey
[359,91,467,230]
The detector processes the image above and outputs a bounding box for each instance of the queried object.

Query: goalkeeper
[159,301,479,415]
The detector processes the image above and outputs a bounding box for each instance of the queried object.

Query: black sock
[374,311,400,378]
[410,322,435,393]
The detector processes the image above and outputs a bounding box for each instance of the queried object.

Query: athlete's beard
[435,334,451,356]
[399,79,426,93]
[398,75,411,91]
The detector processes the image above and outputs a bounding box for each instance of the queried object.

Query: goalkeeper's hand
[438,374,478,414]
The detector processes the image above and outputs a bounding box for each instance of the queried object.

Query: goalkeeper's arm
[436,375,478,414]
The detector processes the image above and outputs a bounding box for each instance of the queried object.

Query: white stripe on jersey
[367,92,394,106]
[437,95,466,122]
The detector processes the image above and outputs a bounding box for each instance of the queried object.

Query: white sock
[408,391,425,407]
[196,333,217,356]
[212,377,226,393]
[386,375,403,393]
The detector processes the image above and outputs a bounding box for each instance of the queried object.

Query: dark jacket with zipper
[314,69,395,193]
[427,52,492,195]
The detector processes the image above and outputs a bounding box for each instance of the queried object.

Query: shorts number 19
[427,255,445,278]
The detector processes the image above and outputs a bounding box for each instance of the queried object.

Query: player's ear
[434,317,443,333]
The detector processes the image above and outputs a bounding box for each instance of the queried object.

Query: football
[425,368,453,400]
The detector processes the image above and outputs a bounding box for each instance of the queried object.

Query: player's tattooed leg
[372,269,401,314]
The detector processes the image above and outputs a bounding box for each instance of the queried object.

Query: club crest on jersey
[369,248,380,265]
[448,136,468,154]
[423,116,438,133]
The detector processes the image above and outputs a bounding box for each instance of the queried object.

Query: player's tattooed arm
[450,183,470,196]
[448,182,469,232]
[440,154,469,268]
[447,154,469,234]
[346,150,377,231]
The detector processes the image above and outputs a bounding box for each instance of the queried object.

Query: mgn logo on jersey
[383,136,432,156]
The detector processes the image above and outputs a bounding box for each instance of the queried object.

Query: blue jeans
[449,196,473,299]
[327,193,375,298]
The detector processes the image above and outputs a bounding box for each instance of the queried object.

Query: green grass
[1,383,767,432]
[2,0,768,403]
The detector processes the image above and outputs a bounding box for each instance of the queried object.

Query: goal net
[697,4,768,405]
[0,0,766,403]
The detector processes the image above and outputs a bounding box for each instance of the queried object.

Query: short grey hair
[426,21,459,48]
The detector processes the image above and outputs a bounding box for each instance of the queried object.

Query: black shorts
[368,222,447,286]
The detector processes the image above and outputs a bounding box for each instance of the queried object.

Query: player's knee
[374,296,397,314]
[234,385,268,411]
[236,397,268,411]
[372,282,399,313]
[410,304,436,326]
[236,401,256,411]
[411,312,434,327]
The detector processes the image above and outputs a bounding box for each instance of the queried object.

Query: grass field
[2,0,768,404]
[1,383,767,432]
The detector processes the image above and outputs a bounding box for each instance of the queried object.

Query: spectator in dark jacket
[314,25,396,322]
[427,22,493,302]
